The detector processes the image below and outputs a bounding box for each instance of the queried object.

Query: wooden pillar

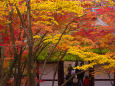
[114,71,115,86]
[0,47,1,78]
[89,68,94,86]
[58,61,64,86]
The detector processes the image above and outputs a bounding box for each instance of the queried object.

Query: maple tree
[0,0,84,86]
[35,4,115,86]
[0,0,115,86]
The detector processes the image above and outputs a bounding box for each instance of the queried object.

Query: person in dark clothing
[75,61,79,74]
[78,71,85,84]
[66,64,73,86]
[68,64,73,74]
[75,62,85,86]
[66,72,73,86]
[77,70,85,86]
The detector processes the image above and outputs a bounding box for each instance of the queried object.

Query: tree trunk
[26,0,35,86]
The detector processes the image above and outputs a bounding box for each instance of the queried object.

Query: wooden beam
[94,79,114,81]
[41,79,58,81]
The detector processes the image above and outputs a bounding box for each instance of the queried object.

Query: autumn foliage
[0,0,115,86]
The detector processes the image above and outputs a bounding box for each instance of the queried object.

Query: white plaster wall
[94,68,114,86]
[39,63,58,86]
[39,63,58,79]
[95,81,114,86]
[95,71,114,79]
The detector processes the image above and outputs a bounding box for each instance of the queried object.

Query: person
[83,76,90,86]
[72,75,78,86]
[68,64,73,74]
[65,64,73,86]
[77,71,85,86]
[76,62,85,86]
[66,72,73,86]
